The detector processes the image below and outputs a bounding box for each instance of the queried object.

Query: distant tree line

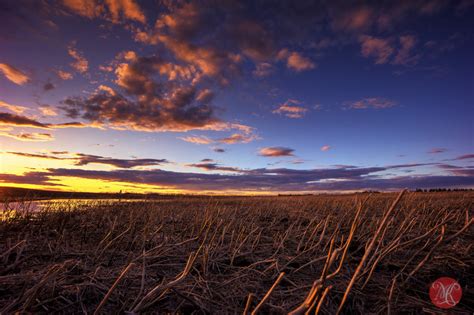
[414,188,473,192]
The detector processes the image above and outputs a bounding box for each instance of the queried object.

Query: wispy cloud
[179,135,214,145]
[0,100,27,114]
[429,148,447,154]
[0,63,30,85]
[68,42,88,73]
[273,99,308,118]
[6,151,169,168]
[0,132,53,142]
[321,145,331,151]
[345,97,397,109]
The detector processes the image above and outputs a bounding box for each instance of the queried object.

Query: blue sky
[0,0,473,193]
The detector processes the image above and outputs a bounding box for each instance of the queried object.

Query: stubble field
[1,191,473,314]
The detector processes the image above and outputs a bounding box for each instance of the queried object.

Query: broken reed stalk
[336,189,407,314]
[314,285,332,315]
[243,293,255,315]
[131,251,198,313]
[93,262,135,315]
[250,272,285,315]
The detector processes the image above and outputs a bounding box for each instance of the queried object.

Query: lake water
[0,199,158,220]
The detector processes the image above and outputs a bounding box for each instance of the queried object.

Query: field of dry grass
[1,191,473,314]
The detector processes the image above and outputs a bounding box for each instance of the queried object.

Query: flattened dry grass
[1,192,473,314]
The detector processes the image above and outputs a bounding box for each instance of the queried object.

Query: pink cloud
[0,63,30,85]
[359,35,394,64]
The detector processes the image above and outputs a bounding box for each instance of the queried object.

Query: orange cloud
[0,63,30,85]
[68,43,89,73]
[0,131,53,142]
[63,0,145,23]
[56,70,73,80]
[63,0,101,18]
[179,135,214,145]
[218,133,258,144]
[39,106,58,116]
[277,49,316,72]
[0,100,27,114]
[105,0,146,23]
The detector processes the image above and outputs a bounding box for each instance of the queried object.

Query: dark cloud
[59,53,224,132]
[74,153,168,168]
[4,162,471,191]
[6,151,169,169]
[213,148,226,153]
[0,112,50,128]
[43,82,55,91]
[187,162,243,173]
[0,172,62,187]
[0,111,89,129]
[429,148,447,154]
[452,154,474,160]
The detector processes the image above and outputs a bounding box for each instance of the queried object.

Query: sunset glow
[0,0,473,194]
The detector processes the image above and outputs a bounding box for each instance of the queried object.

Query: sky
[0,0,473,194]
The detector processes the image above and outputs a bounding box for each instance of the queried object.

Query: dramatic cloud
[0,132,53,142]
[345,97,397,109]
[0,100,27,114]
[259,147,295,157]
[0,63,30,85]
[273,99,308,118]
[3,162,470,192]
[68,43,88,73]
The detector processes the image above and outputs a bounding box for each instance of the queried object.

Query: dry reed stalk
[250,272,285,315]
[336,189,406,314]
[131,250,198,313]
[93,262,135,315]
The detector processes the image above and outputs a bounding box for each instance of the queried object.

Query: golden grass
[0,191,473,314]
